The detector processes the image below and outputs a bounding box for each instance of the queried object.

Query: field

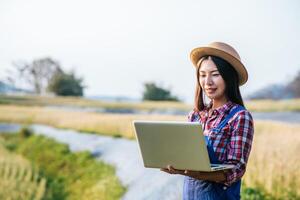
[242,121,300,199]
[1,94,300,112]
[0,104,185,138]
[0,95,299,199]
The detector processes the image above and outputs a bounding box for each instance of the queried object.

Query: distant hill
[247,69,300,100]
[85,95,141,103]
[0,81,32,94]
[246,83,294,100]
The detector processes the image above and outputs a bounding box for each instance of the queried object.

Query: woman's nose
[205,76,213,85]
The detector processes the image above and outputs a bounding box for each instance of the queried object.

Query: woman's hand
[160,166,200,177]
[160,165,185,175]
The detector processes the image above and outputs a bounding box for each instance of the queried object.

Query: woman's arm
[184,170,226,182]
[222,110,254,185]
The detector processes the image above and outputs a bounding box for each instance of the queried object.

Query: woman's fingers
[160,165,185,175]
[160,168,171,174]
[169,165,185,174]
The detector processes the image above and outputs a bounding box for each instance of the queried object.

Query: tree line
[3,57,180,101]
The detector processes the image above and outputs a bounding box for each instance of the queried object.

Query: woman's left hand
[160,165,185,175]
[160,166,205,178]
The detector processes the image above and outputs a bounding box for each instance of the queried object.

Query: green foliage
[47,71,84,96]
[241,183,299,200]
[242,186,272,200]
[142,82,179,101]
[19,126,33,138]
[1,133,125,200]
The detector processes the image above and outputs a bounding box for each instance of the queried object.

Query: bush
[47,71,84,96]
[19,126,33,138]
[142,82,179,101]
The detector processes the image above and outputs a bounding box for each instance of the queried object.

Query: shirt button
[223,186,227,190]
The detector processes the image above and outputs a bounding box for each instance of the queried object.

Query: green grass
[0,129,126,200]
[0,137,46,200]
[241,183,299,200]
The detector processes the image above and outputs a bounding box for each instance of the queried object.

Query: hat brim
[190,47,248,86]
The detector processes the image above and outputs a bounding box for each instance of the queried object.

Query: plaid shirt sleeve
[187,109,201,122]
[223,110,254,186]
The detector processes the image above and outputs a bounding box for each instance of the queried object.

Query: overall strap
[205,105,245,164]
[213,105,245,132]
[205,136,220,164]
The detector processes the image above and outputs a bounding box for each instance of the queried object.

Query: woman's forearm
[187,170,227,182]
[161,165,227,183]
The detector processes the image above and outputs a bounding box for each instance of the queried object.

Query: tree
[142,82,179,101]
[9,57,63,94]
[47,71,84,96]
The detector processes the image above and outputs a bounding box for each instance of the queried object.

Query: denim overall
[183,105,245,200]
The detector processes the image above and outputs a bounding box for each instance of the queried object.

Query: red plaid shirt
[188,101,254,185]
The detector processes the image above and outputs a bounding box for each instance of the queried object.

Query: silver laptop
[132,120,234,171]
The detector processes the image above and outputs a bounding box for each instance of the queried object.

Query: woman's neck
[212,97,228,109]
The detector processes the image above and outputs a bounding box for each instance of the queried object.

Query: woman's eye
[200,74,206,77]
[212,74,220,76]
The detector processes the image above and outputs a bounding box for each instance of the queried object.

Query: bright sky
[0,0,299,103]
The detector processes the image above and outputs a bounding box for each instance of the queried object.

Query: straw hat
[190,42,248,85]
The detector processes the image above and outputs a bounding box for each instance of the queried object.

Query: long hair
[194,55,244,111]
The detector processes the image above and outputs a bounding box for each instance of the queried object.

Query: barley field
[0,138,46,200]
[0,98,299,199]
[0,105,185,138]
[242,121,300,199]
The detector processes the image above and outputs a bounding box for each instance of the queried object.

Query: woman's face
[198,57,227,101]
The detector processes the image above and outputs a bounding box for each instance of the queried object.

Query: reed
[0,140,46,200]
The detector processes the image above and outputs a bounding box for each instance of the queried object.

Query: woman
[161,42,254,200]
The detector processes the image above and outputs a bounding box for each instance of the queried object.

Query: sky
[0,0,299,103]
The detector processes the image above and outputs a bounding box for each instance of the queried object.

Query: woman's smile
[205,88,217,94]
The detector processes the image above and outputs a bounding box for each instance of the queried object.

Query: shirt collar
[205,100,234,115]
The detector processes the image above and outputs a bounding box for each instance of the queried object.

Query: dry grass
[2,94,300,112]
[0,94,191,111]
[243,121,300,198]
[0,105,186,138]
[245,99,300,112]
